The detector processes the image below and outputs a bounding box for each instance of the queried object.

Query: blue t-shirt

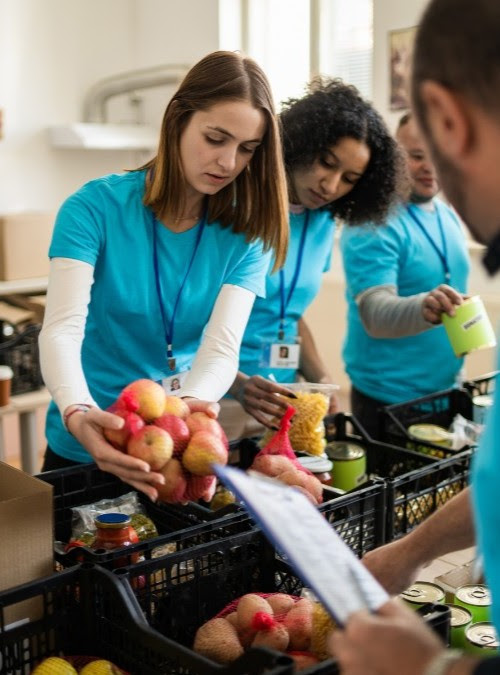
[472,364,500,634]
[46,170,271,462]
[341,199,470,403]
[238,208,335,383]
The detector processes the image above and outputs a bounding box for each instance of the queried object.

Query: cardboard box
[0,212,55,281]
[435,561,481,602]
[0,462,53,623]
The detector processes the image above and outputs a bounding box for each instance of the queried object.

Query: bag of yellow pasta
[261,383,337,456]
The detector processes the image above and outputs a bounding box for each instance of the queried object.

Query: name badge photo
[162,369,189,394]
[270,342,300,369]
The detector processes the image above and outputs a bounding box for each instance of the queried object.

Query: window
[318,0,373,100]
[219,0,373,109]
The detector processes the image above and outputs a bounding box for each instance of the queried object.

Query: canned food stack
[401,580,499,656]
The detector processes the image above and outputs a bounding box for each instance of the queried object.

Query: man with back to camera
[328,0,500,673]
[341,112,469,439]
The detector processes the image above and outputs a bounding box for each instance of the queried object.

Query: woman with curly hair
[218,77,404,439]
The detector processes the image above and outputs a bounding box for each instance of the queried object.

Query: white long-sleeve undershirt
[39,257,256,416]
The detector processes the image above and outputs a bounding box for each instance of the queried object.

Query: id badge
[162,369,189,394]
[260,341,301,369]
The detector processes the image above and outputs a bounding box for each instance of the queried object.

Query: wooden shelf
[0,388,51,418]
[0,277,48,296]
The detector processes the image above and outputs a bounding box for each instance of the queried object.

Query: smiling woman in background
[38,50,288,500]
[218,78,404,440]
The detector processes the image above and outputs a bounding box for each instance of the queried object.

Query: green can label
[446,604,472,650]
[325,442,366,492]
[455,585,491,623]
[465,622,499,655]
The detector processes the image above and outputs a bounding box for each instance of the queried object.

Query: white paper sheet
[214,464,388,626]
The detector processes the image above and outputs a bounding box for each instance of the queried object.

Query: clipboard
[214,464,388,627]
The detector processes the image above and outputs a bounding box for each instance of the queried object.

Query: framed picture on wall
[389,26,417,111]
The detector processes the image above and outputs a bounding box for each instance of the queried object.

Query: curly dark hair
[280,77,407,225]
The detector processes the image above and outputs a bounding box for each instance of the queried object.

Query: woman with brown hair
[39,51,288,499]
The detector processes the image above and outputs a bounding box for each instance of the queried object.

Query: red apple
[119,379,166,421]
[154,413,190,458]
[163,395,190,419]
[185,412,228,445]
[156,458,188,504]
[184,475,217,502]
[182,431,228,476]
[104,407,145,450]
[127,425,173,470]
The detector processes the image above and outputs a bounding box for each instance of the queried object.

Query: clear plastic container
[279,382,340,397]
[277,382,339,456]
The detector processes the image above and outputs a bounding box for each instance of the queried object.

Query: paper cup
[442,296,497,357]
[0,365,13,406]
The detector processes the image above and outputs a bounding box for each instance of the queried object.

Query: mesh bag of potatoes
[193,592,337,671]
[251,406,324,504]
[260,383,337,456]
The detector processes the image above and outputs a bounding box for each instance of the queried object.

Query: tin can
[455,584,491,623]
[400,581,445,610]
[407,423,453,458]
[442,295,497,357]
[472,394,494,426]
[324,441,366,492]
[445,604,472,649]
[464,622,499,656]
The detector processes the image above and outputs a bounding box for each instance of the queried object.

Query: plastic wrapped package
[261,383,338,456]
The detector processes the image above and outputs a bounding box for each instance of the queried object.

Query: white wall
[0,0,220,212]
[372,0,428,131]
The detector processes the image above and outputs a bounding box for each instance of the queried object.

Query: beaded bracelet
[63,404,92,431]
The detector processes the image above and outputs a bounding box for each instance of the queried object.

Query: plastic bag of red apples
[249,406,323,505]
[104,379,229,504]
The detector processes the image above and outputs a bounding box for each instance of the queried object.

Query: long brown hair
[138,51,288,269]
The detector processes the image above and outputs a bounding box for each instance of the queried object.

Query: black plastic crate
[325,413,437,483]
[385,448,472,540]
[37,462,256,568]
[117,526,450,675]
[325,413,472,542]
[379,388,474,457]
[462,371,498,398]
[116,528,324,668]
[0,563,294,675]
[0,322,44,395]
[197,436,387,557]
[318,479,386,557]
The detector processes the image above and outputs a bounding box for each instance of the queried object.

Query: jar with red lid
[92,513,140,567]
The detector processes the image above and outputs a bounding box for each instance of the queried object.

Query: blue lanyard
[278,209,310,340]
[151,205,207,370]
[406,203,450,282]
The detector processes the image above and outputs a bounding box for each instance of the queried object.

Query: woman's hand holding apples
[66,406,165,502]
[66,379,230,504]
